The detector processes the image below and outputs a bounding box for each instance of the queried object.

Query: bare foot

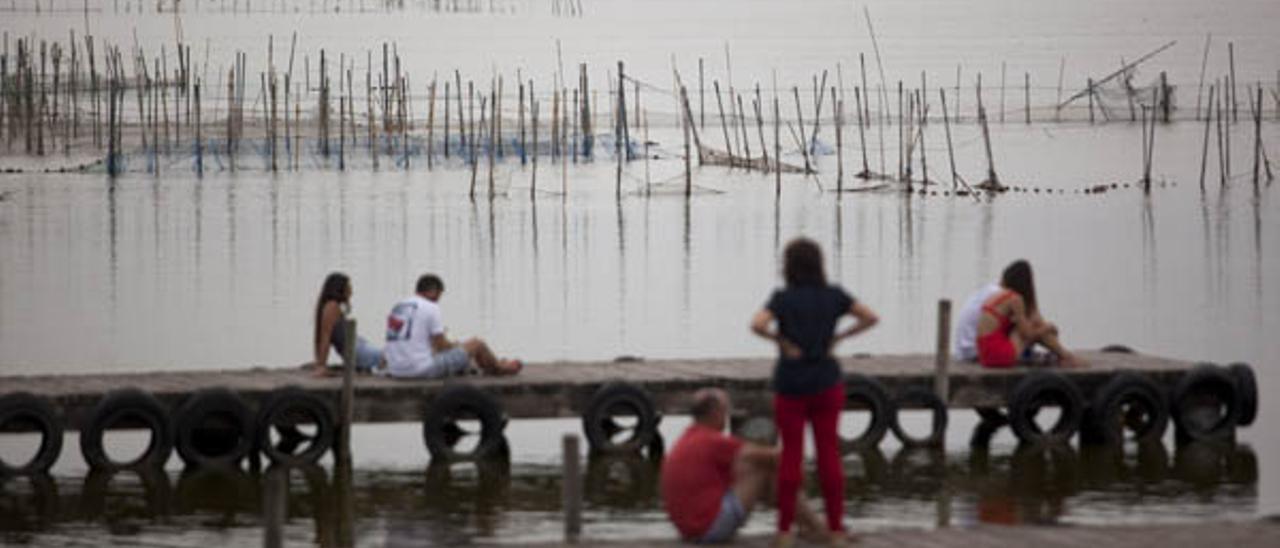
[486,358,522,376]
[828,530,858,546]
[1060,353,1086,368]
[309,365,338,378]
[771,532,796,548]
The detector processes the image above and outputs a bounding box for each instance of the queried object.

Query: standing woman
[751,238,879,546]
[313,272,383,377]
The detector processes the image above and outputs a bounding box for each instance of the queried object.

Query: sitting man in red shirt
[661,388,825,543]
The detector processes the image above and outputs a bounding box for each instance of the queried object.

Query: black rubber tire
[582,382,659,455]
[1100,344,1135,354]
[80,388,174,472]
[0,392,64,475]
[1084,372,1170,446]
[255,386,336,466]
[173,388,255,469]
[423,384,508,462]
[1227,363,1257,427]
[889,389,948,448]
[1007,371,1085,446]
[839,374,893,454]
[1170,364,1240,444]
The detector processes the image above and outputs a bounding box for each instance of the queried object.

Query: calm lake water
[2,0,1279,545]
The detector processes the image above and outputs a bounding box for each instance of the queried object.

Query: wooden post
[1087,78,1095,124]
[714,80,732,165]
[681,85,692,197]
[427,78,436,169]
[999,62,1006,124]
[1196,34,1211,121]
[774,95,781,194]
[835,94,843,190]
[1160,71,1170,123]
[698,57,705,130]
[1228,42,1237,123]
[855,87,868,176]
[1254,86,1263,189]
[338,318,356,467]
[195,81,202,176]
[941,89,958,190]
[1199,86,1214,191]
[934,300,951,404]
[1055,57,1065,123]
[531,95,539,198]
[443,81,450,158]
[1217,82,1227,187]
[1024,72,1030,124]
[262,467,287,548]
[518,80,525,164]
[562,434,582,542]
[792,87,810,173]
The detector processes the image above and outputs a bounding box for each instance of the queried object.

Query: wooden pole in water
[792,87,810,173]
[489,88,497,199]
[443,81,450,158]
[470,94,481,201]
[999,62,1006,124]
[1160,71,1170,123]
[643,109,651,195]
[518,80,525,164]
[1254,86,1262,189]
[263,468,286,548]
[935,300,951,404]
[1055,57,1065,122]
[1024,72,1030,124]
[681,85,692,197]
[338,318,356,467]
[940,89,958,190]
[1087,78,1095,124]
[753,92,768,166]
[562,434,582,542]
[714,80,732,165]
[698,57,705,130]
[917,91,928,186]
[1216,81,1227,187]
[427,77,436,169]
[855,87,868,176]
[835,94,843,190]
[774,95,781,194]
[1228,42,1237,123]
[531,95,539,197]
[193,79,203,176]
[1199,85,1214,191]
[736,94,751,162]
[1196,34,1211,121]
[1224,77,1232,177]
[897,80,903,180]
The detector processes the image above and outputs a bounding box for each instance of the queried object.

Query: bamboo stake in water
[1024,72,1030,124]
[531,94,539,198]
[855,87,868,177]
[792,87,810,173]
[714,80,732,165]
[1199,86,1214,191]
[774,95,781,194]
[940,88,957,190]
[427,77,436,169]
[835,93,843,190]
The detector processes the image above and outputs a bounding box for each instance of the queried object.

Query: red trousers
[773,383,845,533]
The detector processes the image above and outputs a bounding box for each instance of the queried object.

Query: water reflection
[0,430,1260,545]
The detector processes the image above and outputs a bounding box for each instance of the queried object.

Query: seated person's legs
[462,337,522,375]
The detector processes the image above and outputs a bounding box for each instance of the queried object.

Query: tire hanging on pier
[1082,372,1169,446]
[889,388,948,448]
[0,392,63,475]
[423,384,509,462]
[255,386,336,467]
[839,374,893,454]
[1171,364,1240,444]
[1227,363,1257,427]
[173,387,255,469]
[582,382,660,455]
[80,388,174,472]
[1006,371,1085,446]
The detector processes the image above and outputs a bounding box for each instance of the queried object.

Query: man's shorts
[388,347,471,379]
[698,490,746,543]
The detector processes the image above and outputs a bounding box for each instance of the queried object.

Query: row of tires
[0,380,664,474]
[0,362,1258,474]
[0,386,339,475]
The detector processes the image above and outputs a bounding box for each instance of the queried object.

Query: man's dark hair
[416,274,444,294]
[690,389,725,421]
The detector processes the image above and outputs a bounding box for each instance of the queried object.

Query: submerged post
[934,300,951,404]
[263,467,287,548]
[562,433,583,542]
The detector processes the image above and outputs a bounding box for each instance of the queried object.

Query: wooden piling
[1087,78,1095,124]
[1216,81,1227,187]
[1024,72,1030,124]
[562,434,582,542]
[427,77,436,169]
[940,89,958,190]
[263,467,286,548]
[935,300,951,404]
[835,94,843,190]
[1199,86,1214,191]
[855,87,868,177]
[1228,42,1237,122]
[681,85,692,197]
[774,95,781,195]
[792,87,810,173]
[714,80,732,165]
[1254,86,1262,189]
[443,81,450,158]
[698,57,705,130]
[531,95,539,198]
[338,318,356,467]
[195,80,202,176]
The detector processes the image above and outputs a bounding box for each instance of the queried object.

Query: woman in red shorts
[751,238,879,547]
[976,260,1082,368]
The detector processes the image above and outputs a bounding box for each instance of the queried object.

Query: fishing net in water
[1085,66,1176,121]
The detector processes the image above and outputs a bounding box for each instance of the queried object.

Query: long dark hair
[783,238,827,287]
[1000,260,1037,314]
[314,272,350,348]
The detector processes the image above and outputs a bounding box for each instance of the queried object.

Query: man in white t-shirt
[384,274,522,379]
[954,282,1000,362]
